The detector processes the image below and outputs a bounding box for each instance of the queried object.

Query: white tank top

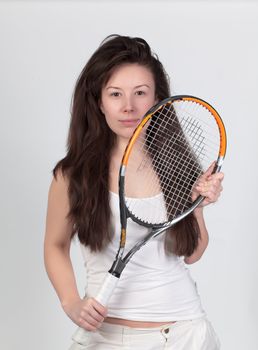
[80,192,205,321]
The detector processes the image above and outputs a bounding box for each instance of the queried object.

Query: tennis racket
[73,95,227,340]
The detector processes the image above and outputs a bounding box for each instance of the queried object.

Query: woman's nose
[123,96,134,113]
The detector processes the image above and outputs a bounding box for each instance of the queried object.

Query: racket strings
[125,100,221,225]
[147,136,199,199]
[142,115,218,161]
[142,136,205,180]
[156,141,201,218]
[145,104,220,154]
[156,102,220,216]
[139,111,205,202]
[129,130,199,220]
[174,102,221,150]
[147,102,218,165]
[136,110,203,215]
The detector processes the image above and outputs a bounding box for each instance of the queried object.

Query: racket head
[119,95,227,233]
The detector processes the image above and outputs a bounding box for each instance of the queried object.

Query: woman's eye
[136,91,145,96]
[111,92,121,97]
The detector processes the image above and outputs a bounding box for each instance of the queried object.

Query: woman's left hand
[192,162,224,208]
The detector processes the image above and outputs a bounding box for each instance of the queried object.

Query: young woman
[44,35,224,350]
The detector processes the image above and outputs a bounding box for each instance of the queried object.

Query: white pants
[69,317,220,350]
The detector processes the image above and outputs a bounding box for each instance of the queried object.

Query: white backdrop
[0,1,257,349]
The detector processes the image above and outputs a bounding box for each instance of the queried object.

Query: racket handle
[95,272,119,306]
[70,273,119,344]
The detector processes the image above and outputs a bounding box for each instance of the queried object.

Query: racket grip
[95,272,119,306]
[70,273,119,344]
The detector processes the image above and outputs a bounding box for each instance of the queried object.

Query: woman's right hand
[62,297,108,331]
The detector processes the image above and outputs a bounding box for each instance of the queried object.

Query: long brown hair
[53,34,200,256]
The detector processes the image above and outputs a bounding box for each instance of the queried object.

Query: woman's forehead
[104,63,155,88]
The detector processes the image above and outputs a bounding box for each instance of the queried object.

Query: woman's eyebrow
[134,84,151,89]
[106,84,151,90]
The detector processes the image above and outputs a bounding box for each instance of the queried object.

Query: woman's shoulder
[46,168,73,243]
[49,168,70,196]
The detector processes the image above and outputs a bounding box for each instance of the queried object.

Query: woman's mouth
[119,119,140,127]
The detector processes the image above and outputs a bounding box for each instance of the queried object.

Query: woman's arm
[44,172,80,305]
[44,171,107,330]
[184,164,224,264]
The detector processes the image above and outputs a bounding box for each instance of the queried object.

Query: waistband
[100,316,207,335]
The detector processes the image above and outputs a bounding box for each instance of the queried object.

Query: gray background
[0,0,257,349]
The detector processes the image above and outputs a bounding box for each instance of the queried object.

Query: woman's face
[100,63,156,143]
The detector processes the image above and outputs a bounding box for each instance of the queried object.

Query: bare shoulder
[45,169,73,244]
[48,168,70,218]
[49,168,69,193]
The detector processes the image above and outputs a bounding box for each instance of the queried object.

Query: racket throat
[109,258,126,278]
